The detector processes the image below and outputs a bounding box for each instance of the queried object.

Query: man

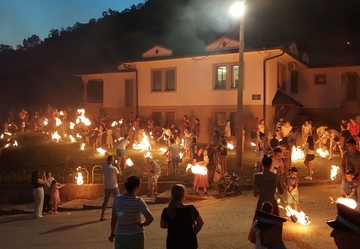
[163,138,180,178]
[100,155,122,221]
[43,172,55,214]
[255,209,287,249]
[276,117,285,139]
[326,203,360,249]
[157,126,171,146]
[116,134,131,171]
[316,128,341,159]
[224,120,232,142]
[281,122,292,138]
[144,156,161,197]
[193,118,201,144]
[19,108,28,131]
[341,138,360,199]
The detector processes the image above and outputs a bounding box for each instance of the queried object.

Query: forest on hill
[0,0,359,117]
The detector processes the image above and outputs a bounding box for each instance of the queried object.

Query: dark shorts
[102,188,119,207]
[305,154,315,162]
[116,149,126,157]
[251,131,257,139]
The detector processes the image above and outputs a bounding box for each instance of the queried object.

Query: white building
[77,37,360,143]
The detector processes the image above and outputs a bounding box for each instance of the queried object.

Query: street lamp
[230,1,245,172]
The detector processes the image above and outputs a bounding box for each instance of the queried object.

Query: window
[87,80,103,103]
[277,63,286,90]
[152,112,162,126]
[151,68,176,92]
[165,112,175,126]
[231,65,239,88]
[166,70,175,91]
[125,79,134,106]
[215,66,226,89]
[152,71,162,91]
[290,71,298,94]
[214,112,226,128]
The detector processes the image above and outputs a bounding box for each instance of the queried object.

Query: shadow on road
[40,220,99,235]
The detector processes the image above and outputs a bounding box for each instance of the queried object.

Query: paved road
[0,183,341,249]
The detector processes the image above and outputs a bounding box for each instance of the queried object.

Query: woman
[160,184,204,249]
[304,136,315,180]
[248,155,283,243]
[31,170,46,218]
[109,176,153,249]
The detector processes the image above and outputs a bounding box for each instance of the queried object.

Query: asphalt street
[0,183,341,249]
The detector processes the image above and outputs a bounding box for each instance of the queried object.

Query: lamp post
[230,1,245,172]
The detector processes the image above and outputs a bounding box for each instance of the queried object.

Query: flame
[44,118,48,126]
[126,158,134,166]
[179,152,183,159]
[96,148,106,155]
[75,167,84,185]
[159,147,167,153]
[80,143,85,150]
[76,109,91,126]
[291,146,305,161]
[55,117,62,126]
[180,138,184,147]
[69,135,76,143]
[150,132,153,139]
[132,132,151,151]
[0,134,4,139]
[186,164,208,175]
[283,206,311,226]
[4,143,10,148]
[119,119,123,124]
[59,111,64,116]
[316,148,329,158]
[111,121,118,127]
[227,143,235,150]
[52,131,61,143]
[144,152,152,158]
[330,165,340,180]
[13,140,18,146]
[76,133,82,139]
[64,133,67,137]
[69,122,75,129]
[250,142,256,147]
[336,197,357,209]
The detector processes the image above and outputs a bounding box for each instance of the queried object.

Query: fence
[0,165,103,185]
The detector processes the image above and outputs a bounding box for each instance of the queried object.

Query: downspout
[263,51,285,128]
[124,64,139,116]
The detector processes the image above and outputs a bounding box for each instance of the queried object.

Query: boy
[285,167,299,211]
[342,169,358,202]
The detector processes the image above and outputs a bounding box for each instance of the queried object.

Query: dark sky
[0,0,144,47]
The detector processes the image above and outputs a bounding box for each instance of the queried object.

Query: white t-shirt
[117,139,130,150]
[102,164,120,189]
[168,143,180,158]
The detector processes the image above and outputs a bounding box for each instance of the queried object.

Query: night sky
[0,0,144,48]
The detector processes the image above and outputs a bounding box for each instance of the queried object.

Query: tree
[22,35,42,49]
[0,44,13,52]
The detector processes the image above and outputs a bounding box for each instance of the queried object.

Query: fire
[52,131,61,143]
[316,148,329,158]
[69,135,76,143]
[69,122,75,129]
[186,164,208,175]
[283,206,311,226]
[55,117,62,126]
[250,142,256,147]
[227,143,235,150]
[4,132,12,136]
[336,197,357,209]
[132,132,151,151]
[13,140,18,146]
[126,158,134,166]
[111,121,118,127]
[0,134,3,139]
[76,109,91,126]
[80,143,85,150]
[144,152,152,158]
[180,138,184,147]
[75,167,84,185]
[330,165,340,180]
[291,146,305,161]
[159,147,167,153]
[59,111,64,116]
[44,118,48,126]
[179,152,183,159]
[96,148,107,155]
[4,143,10,148]
[76,133,82,139]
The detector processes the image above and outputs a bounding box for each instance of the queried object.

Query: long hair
[167,184,186,220]
[31,170,39,185]
[306,136,315,150]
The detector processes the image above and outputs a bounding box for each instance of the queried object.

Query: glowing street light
[231,1,245,171]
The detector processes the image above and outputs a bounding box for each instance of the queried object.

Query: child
[106,128,113,149]
[49,180,64,214]
[285,167,299,211]
[304,136,315,180]
[251,201,273,249]
[342,169,358,202]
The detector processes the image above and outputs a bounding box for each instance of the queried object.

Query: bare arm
[194,214,204,235]
[347,188,356,198]
[140,209,154,227]
[160,219,168,229]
